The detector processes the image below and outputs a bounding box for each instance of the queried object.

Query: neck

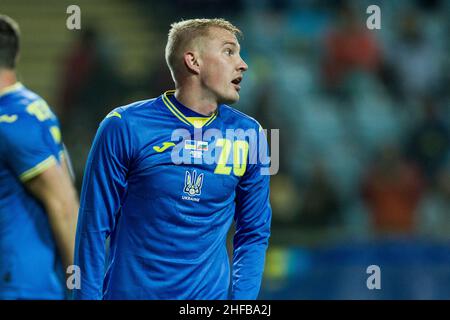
[174,82,218,116]
[0,69,17,91]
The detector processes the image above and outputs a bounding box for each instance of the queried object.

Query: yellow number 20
[214,139,249,176]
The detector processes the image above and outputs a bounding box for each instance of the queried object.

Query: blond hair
[165,18,242,83]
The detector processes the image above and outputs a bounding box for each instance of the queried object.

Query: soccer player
[74,18,272,300]
[0,15,79,299]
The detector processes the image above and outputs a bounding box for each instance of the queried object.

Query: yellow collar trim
[0,82,23,98]
[162,90,218,128]
[186,117,213,129]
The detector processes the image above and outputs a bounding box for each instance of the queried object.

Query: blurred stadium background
[2,0,449,299]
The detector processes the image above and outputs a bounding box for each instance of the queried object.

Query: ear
[183,51,200,75]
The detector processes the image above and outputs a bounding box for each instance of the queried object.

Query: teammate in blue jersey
[0,15,79,299]
[74,18,272,300]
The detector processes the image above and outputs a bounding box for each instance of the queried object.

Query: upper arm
[24,162,77,212]
[234,124,272,238]
[77,110,132,234]
[60,144,76,182]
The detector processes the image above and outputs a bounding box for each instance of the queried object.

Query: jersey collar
[0,82,23,98]
[162,90,218,128]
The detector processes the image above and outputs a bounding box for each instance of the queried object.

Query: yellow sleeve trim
[19,155,57,182]
[106,111,122,119]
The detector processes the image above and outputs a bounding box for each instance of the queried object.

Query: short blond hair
[165,18,242,82]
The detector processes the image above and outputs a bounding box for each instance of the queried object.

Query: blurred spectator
[417,160,450,237]
[298,162,341,228]
[57,26,127,186]
[172,0,243,17]
[58,27,97,126]
[251,80,295,175]
[322,4,381,90]
[270,173,301,226]
[141,56,174,97]
[362,144,425,235]
[406,96,450,183]
[386,10,442,102]
[416,0,444,13]
[58,26,125,129]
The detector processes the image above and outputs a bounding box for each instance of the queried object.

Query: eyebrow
[222,41,239,49]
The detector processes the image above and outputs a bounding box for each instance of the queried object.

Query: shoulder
[1,86,56,124]
[1,91,50,135]
[1,86,44,110]
[97,97,161,138]
[220,104,263,130]
[103,97,161,122]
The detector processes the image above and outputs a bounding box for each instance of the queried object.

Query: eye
[225,48,234,56]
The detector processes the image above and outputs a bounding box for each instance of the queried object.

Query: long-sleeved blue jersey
[0,83,65,299]
[74,90,271,300]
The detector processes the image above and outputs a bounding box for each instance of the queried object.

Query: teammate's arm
[1,110,79,275]
[231,126,272,300]
[60,144,76,182]
[24,163,79,271]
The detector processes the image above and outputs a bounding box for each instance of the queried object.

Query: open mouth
[231,76,242,90]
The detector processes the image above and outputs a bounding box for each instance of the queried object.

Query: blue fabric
[0,84,65,299]
[74,92,271,299]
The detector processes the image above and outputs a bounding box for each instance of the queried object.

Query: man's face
[197,27,248,105]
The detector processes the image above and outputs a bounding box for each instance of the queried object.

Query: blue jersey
[74,90,272,300]
[0,83,65,299]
